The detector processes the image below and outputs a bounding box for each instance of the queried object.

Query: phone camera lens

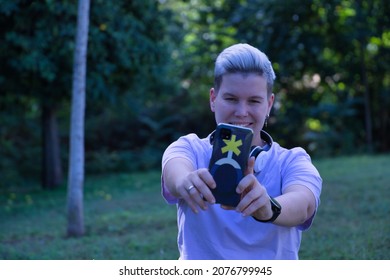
[221,128,231,140]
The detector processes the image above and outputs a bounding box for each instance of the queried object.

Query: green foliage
[1,155,389,259]
[87,0,173,100]
[0,0,179,183]
[161,0,390,156]
[0,0,76,100]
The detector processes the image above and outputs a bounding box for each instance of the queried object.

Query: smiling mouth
[229,122,252,127]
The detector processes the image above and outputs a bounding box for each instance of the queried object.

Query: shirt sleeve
[161,134,199,204]
[281,148,323,230]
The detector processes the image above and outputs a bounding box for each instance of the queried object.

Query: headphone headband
[249,130,273,158]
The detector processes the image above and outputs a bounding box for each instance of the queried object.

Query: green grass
[299,154,390,259]
[0,172,178,260]
[1,154,389,259]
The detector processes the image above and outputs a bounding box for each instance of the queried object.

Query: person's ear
[267,93,275,115]
[210,88,216,112]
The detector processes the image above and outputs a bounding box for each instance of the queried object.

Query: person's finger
[245,156,255,176]
[236,173,255,195]
[236,184,268,216]
[181,185,200,213]
[220,204,235,210]
[193,169,216,204]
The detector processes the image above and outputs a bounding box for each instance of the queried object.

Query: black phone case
[209,123,253,207]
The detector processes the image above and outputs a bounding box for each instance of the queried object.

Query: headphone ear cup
[254,149,270,173]
[249,146,262,159]
[210,130,215,145]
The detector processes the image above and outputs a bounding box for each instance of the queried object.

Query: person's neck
[259,138,267,148]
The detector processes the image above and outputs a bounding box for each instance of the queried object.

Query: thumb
[245,156,255,176]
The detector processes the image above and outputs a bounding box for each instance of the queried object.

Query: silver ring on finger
[187,185,196,192]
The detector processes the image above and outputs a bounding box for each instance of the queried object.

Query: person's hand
[224,157,273,220]
[177,168,216,213]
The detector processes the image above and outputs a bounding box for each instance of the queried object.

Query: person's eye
[225,97,237,102]
[249,99,261,104]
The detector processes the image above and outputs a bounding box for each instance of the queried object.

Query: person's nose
[234,102,249,117]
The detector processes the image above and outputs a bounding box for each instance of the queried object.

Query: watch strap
[253,196,282,223]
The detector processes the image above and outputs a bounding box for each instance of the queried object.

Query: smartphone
[208,123,253,207]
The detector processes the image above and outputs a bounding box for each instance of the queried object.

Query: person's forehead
[220,73,267,88]
[221,72,265,81]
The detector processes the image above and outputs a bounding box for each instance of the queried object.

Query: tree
[0,1,77,188]
[1,0,176,186]
[66,0,90,237]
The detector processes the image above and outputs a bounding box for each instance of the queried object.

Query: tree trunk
[356,0,373,153]
[42,103,63,189]
[360,42,373,153]
[67,0,90,237]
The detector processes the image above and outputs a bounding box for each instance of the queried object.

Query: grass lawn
[0,172,178,260]
[299,154,390,259]
[1,154,389,260]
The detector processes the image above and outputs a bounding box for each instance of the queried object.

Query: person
[161,43,322,260]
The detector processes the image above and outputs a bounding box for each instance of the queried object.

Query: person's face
[210,73,274,146]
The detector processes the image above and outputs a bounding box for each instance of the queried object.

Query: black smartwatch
[253,196,282,223]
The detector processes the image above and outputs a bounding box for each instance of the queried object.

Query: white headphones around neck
[249,130,273,173]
